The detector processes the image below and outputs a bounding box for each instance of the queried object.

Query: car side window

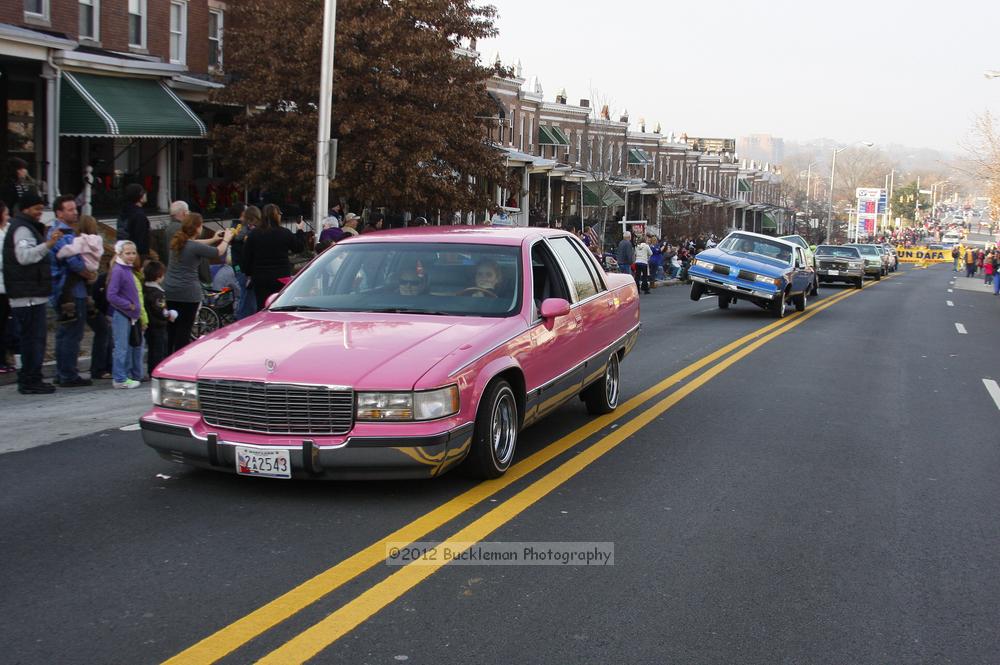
[549,236,601,301]
[530,242,571,319]
[795,247,806,268]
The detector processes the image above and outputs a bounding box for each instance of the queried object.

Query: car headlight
[152,378,199,411]
[413,386,460,420]
[755,274,780,286]
[694,259,714,270]
[356,392,413,420]
[849,262,862,268]
[866,258,880,265]
[356,386,460,421]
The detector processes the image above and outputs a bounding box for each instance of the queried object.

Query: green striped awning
[662,198,683,215]
[627,148,653,165]
[538,125,569,146]
[60,72,207,138]
[761,212,777,231]
[582,182,624,207]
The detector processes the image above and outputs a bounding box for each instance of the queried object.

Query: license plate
[827,269,839,275]
[235,446,291,479]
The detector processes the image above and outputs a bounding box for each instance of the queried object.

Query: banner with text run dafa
[895,246,950,263]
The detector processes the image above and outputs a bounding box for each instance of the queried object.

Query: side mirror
[264,293,279,309]
[539,298,571,319]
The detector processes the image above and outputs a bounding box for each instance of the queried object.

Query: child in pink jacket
[56,214,104,272]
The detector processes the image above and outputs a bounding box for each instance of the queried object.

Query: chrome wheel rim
[491,389,517,466]
[605,355,620,408]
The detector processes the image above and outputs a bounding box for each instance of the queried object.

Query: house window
[129,0,146,48]
[25,0,48,18]
[170,1,187,64]
[79,0,99,40]
[208,9,223,69]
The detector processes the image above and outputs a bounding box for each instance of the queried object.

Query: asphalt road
[2,264,999,664]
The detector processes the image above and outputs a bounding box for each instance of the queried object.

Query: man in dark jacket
[2,192,61,394]
[615,233,635,274]
[117,183,150,259]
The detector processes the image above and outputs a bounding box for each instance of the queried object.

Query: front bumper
[862,264,882,276]
[817,267,863,280]
[690,273,780,301]
[140,417,474,480]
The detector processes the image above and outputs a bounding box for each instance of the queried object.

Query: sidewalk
[0,378,151,453]
[952,273,997,295]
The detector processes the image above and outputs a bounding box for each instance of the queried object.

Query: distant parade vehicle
[844,244,885,279]
[140,227,640,481]
[688,231,816,318]
[814,245,865,289]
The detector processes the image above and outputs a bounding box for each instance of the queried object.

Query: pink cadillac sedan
[140,227,639,480]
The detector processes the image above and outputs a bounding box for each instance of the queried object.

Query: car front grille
[712,264,730,276]
[819,260,849,270]
[737,269,757,281]
[198,379,354,435]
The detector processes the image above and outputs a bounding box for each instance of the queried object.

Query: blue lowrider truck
[688,231,816,318]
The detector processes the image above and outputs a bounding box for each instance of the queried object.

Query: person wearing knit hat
[1,157,40,213]
[1,190,61,394]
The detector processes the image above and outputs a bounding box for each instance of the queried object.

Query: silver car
[814,245,864,289]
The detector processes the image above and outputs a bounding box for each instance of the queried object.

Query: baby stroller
[191,286,236,340]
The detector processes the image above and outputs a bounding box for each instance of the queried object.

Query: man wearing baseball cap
[342,212,361,237]
[2,192,62,394]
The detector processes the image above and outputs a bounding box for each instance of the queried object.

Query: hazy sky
[478,0,1000,154]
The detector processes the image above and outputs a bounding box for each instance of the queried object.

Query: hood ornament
[265,359,277,373]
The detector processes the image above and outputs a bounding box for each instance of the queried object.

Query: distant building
[738,134,785,165]
[680,135,735,155]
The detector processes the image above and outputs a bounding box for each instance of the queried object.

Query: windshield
[847,244,879,257]
[271,242,522,317]
[718,233,793,263]
[815,245,861,258]
[780,235,808,249]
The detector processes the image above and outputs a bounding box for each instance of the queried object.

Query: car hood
[697,247,789,276]
[154,311,518,389]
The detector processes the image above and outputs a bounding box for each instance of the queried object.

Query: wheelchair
[190,286,236,340]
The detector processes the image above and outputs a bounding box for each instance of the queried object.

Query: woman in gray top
[163,213,233,353]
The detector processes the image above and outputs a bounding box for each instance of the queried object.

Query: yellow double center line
[167,279,886,664]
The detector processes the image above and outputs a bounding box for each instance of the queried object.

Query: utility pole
[313,0,338,226]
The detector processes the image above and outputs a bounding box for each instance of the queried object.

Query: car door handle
[574,314,583,324]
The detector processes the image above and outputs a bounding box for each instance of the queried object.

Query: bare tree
[579,87,623,248]
[961,111,1000,218]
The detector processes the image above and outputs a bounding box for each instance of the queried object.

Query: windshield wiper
[370,308,456,315]
[269,305,334,312]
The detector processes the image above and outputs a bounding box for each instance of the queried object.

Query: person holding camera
[162,213,233,353]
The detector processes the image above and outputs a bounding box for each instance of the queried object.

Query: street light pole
[826,141,874,243]
[313,0,338,226]
[804,161,816,222]
[826,149,841,243]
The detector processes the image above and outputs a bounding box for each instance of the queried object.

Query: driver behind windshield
[461,260,503,297]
